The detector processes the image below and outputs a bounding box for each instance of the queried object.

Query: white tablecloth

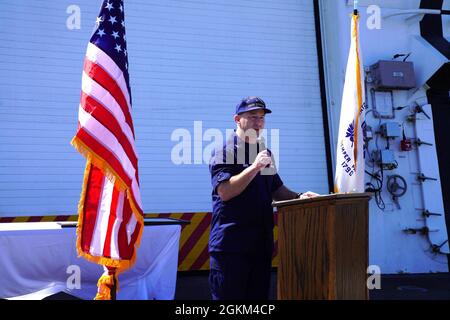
[0,220,181,300]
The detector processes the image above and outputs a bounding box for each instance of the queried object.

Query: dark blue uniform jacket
[209,133,283,255]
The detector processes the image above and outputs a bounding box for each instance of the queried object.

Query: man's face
[236,109,266,137]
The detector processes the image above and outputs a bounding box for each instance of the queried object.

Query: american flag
[71,0,143,272]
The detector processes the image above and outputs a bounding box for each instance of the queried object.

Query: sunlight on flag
[71,0,144,300]
[334,12,366,193]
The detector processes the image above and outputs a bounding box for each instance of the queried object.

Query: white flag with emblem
[334,12,366,193]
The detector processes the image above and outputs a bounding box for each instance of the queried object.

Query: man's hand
[252,150,272,171]
[299,191,321,200]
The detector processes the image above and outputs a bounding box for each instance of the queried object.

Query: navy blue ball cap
[235,96,272,115]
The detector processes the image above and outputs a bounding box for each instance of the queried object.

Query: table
[0,218,183,300]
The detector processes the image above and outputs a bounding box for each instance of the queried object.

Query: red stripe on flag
[128,186,143,216]
[117,198,133,260]
[102,187,119,258]
[84,59,134,137]
[76,128,132,187]
[128,218,142,256]
[179,214,210,263]
[28,216,42,222]
[81,165,104,253]
[80,93,138,169]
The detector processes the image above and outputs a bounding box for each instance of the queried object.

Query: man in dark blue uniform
[209,96,318,300]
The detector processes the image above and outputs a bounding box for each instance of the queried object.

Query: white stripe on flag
[78,106,136,181]
[81,71,136,155]
[91,176,114,256]
[126,214,138,245]
[110,191,125,259]
[86,42,131,110]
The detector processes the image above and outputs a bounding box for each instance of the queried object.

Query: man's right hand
[218,150,271,201]
[252,150,272,171]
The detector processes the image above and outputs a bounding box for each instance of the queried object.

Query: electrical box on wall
[380,122,401,138]
[374,150,397,170]
[371,90,394,119]
[369,60,416,90]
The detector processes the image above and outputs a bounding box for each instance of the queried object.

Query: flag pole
[353,0,359,15]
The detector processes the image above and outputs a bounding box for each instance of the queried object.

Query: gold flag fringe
[72,136,145,282]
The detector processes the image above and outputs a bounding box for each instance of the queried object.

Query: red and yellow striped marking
[149,213,211,271]
[0,212,279,271]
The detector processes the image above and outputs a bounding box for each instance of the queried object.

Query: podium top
[272,192,372,208]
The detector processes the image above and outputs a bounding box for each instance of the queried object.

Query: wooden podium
[272,193,371,300]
